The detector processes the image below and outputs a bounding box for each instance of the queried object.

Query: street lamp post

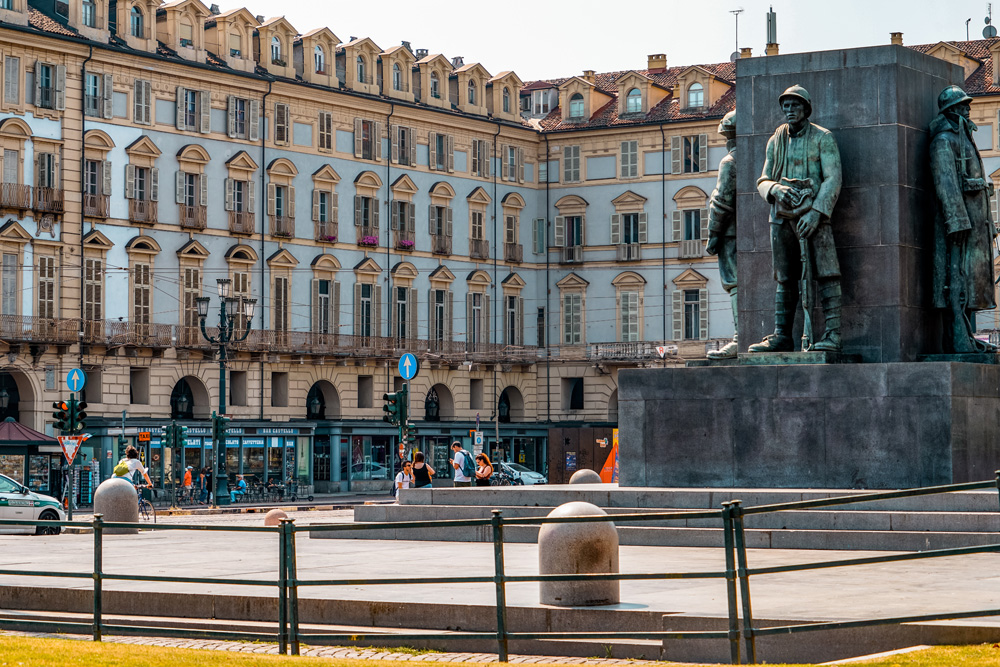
[196,278,256,507]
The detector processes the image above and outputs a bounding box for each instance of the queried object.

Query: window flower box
[358,235,379,247]
[322,234,337,243]
[397,239,415,250]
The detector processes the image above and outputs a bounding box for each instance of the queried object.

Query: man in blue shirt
[230,474,247,503]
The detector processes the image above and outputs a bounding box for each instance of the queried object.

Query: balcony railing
[270,215,294,238]
[469,238,489,260]
[128,199,157,224]
[560,245,583,263]
[432,234,451,255]
[229,211,255,235]
[0,183,31,210]
[83,194,110,218]
[504,242,523,263]
[33,187,63,213]
[679,239,704,259]
[616,243,641,261]
[394,228,415,251]
[0,315,76,345]
[81,319,173,348]
[180,204,207,230]
[315,220,338,243]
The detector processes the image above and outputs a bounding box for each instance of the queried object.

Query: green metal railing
[0,472,999,664]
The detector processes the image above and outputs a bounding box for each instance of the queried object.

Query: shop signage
[258,428,298,435]
[138,432,150,442]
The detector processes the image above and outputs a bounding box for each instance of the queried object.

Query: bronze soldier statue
[706,111,737,359]
[929,85,998,353]
[749,85,844,353]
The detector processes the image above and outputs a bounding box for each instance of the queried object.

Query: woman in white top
[116,445,153,487]
[394,460,414,498]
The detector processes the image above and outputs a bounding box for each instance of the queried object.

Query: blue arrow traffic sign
[66,368,87,392]
[398,353,419,381]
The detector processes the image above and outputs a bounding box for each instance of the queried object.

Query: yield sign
[58,434,90,464]
[656,345,668,358]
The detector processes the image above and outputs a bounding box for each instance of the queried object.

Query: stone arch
[501,192,525,208]
[0,369,38,428]
[673,185,709,206]
[170,375,210,420]
[608,388,619,422]
[225,243,258,263]
[498,385,524,422]
[424,383,454,421]
[555,194,588,209]
[177,144,210,162]
[306,380,340,419]
[84,129,115,150]
[429,181,456,199]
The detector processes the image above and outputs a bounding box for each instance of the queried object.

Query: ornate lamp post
[196,278,256,507]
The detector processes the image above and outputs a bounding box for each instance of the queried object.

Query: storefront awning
[0,417,58,446]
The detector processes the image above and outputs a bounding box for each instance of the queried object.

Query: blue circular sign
[66,368,87,392]
[398,353,419,380]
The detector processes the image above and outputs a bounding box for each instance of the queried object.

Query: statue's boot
[811,281,842,352]
[707,289,738,359]
[748,284,795,353]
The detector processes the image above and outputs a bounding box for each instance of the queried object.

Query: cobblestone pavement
[1,630,657,664]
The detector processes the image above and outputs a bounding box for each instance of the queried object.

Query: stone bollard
[538,501,619,606]
[264,509,288,526]
[568,469,602,484]
[93,477,139,534]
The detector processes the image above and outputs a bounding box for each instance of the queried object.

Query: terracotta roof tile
[27,8,78,38]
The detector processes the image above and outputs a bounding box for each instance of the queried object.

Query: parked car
[499,462,547,485]
[349,462,390,480]
[0,473,65,535]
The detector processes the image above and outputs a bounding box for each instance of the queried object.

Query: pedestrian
[474,453,493,487]
[230,474,247,503]
[115,445,153,489]
[202,467,212,504]
[412,451,435,488]
[449,441,474,487]
[394,460,414,500]
[183,466,193,503]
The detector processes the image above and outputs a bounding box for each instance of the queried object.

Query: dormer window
[532,90,550,115]
[271,37,282,64]
[393,63,402,90]
[180,20,193,48]
[503,87,511,113]
[229,33,242,58]
[569,93,584,119]
[626,87,642,113]
[357,55,366,84]
[430,71,440,98]
[688,82,703,108]
[468,80,477,105]
[314,45,325,73]
[130,6,144,38]
[82,0,96,28]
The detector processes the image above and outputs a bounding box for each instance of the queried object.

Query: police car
[0,473,65,535]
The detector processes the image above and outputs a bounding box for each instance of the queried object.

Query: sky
[242,0,995,81]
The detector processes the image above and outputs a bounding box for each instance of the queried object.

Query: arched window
[626,87,642,113]
[179,20,194,48]
[468,80,477,105]
[271,36,282,64]
[688,82,704,108]
[357,55,366,83]
[314,45,325,73]
[502,87,510,113]
[569,93,584,119]
[430,71,440,98]
[130,6,144,38]
[393,63,402,90]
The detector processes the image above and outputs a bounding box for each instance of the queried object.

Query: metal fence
[1,473,999,664]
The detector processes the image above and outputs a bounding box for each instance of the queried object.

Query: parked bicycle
[134,484,156,523]
[489,466,524,486]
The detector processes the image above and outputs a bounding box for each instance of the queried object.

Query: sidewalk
[68,492,393,518]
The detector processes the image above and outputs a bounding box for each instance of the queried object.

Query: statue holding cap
[706,110,738,359]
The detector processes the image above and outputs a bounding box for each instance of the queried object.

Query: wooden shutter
[505,215,516,244]
[274,103,288,144]
[373,121,382,160]
[101,160,112,196]
[670,135,681,174]
[428,132,437,171]
[471,139,479,175]
[373,285,382,337]
[332,281,341,334]
[200,90,211,132]
[134,80,150,125]
[517,147,525,183]
[32,60,41,108]
[672,290,682,341]
[227,95,237,137]
[200,173,208,206]
[698,134,708,172]
[445,206,452,236]
[248,99,260,141]
[354,195,362,226]
[446,135,454,172]
[427,288,437,341]
[312,189,321,222]
[610,214,621,245]
[482,293,490,344]
[247,180,256,213]
[330,192,338,224]
[354,118,363,158]
[149,167,159,201]
[700,207,709,240]
[175,86,186,130]
[408,127,417,165]
[638,212,648,243]
[428,204,435,234]
[517,297,524,346]
[672,210,682,242]
[390,200,399,230]
[267,182,276,216]
[466,292,474,345]
[407,201,415,232]
[175,170,185,203]
[3,57,18,105]
[445,290,453,341]
[483,141,491,178]
[391,125,399,163]
[554,216,565,247]
[102,73,113,119]
[125,164,136,199]
[698,288,709,340]
[353,283,362,335]
[311,279,320,333]
[224,178,234,211]
[372,198,380,229]
[54,64,66,110]
[500,143,508,180]
[408,288,417,341]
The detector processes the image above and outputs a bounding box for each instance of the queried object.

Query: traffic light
[51,401,68,431]
[402,422,417,448]
[383,392,401,425]
[397,385,408,424]
[161,424,173,450]
[73,400,88,433]
[212,411,230,442]
[177,424,188,445]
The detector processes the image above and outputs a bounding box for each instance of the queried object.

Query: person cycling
[116,445,153,489]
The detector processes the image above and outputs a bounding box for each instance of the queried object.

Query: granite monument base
[618,363,1000,489]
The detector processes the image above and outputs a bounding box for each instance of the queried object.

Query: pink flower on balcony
[323,234,337,242]
[398,239,415,249]
[358,235,379,247]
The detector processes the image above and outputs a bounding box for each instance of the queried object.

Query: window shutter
[698,133,708,172]
[390,200,399,230]
[483,142,491,177]
[54,64,66,110]
[51,152,59,188]
[248,99,260,141]
[102,73,113,118]
[331,192,339,224]
[698,288,709,340]
[502,293,508,343]
[408,288,417,341]
[311,278,320,333]
[446,135,454,173]
[33,153,41,187]
[672,290,683,341]
[175,170,185,204]
[391,125,399,163]
[517,297,524,346]
[672,210,682,242]
[427,288,437,341]
[700,207,709,240]
[373,285,382,337]
[267,182,276,216]
[3,57,18,105]
[517,147,525,183]
[373,121,382,161]
[175,86,186,130]
[354,195,362,226]
[102,160,112,196]
[333,281,341,334]
[445,206,453,236]
[407,201,415,232]
[554,215,565,247]
[482,293,490,344]
[125,164,135,199]
[409,127,417,165]
[149,167,159,201]
[466,292,473,345]
[579,215,586,246]
[32,60,41,108]
[247,180,256,212]
[353,282,362,335]
[227,95,237,137]
[312,189,321,222]
[273,103,285,143]
[670,135,681,174]
[354,118,363,158]
[471,139,479,175]
[200,173,208,206]
[372,198,380,229]
[134,80,149,124]
[500,143,508,180]
[224,178,234,211]
[428,131,437,171]
[200,90,211,132]
[445,290,453,341]
[638,212,648,243]
[428,204,435,234]
[610,214,621,245]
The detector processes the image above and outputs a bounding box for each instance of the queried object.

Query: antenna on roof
[730,7,744,61]
[766,6,777,45]
[986,4,998,38]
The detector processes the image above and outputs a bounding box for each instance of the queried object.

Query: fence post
[720,502,741,665]
[286,518,301,656]
[92,513,103,643]
[731,501,756,665]
[278,520,288,654]
[491,509,509,663]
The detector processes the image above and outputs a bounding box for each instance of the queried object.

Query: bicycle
[135,484,156,523]
[489,467,523,486]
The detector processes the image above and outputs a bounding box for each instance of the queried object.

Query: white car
[0,473,65,535]
[500,462,547,485]
[349,462,390,480]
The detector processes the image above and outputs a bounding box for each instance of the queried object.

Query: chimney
[890,32,903,46]
[766,43,779,56]
[765,7,778,56]
[256,15,265,23]
[740,47,752,58]
[647,53,667,73]
[452,56,464,68]
[582,69,595,83]
[401,40,412,54]
[209,3,220,14]
[415,48,428,59]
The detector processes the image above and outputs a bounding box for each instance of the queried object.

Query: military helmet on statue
[717,110,736,138]
[778,85,812,116]
[937,85,973,114]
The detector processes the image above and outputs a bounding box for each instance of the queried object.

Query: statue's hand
[770,184,793,205]
[706,233,720,256]
[949,227,971,243]
[796,209,822,239]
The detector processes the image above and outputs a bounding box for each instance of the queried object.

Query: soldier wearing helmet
[706,110,738,359]
[929,85,997,353]
[748,84,844,353]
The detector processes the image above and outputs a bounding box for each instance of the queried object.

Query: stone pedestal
[568,469,602,484]
[539,502,619,607]
[93,478,139,534]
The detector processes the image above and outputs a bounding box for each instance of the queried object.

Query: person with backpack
[394,460,414,501]
[449,441,474,487]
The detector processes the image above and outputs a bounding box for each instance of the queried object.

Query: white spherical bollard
[568,469,603,484]
[264,509,288,526]
[93,477,140,534]
[538,501,619,606]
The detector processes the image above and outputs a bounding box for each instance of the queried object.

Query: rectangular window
[532,90,549,115]
[274,276,288,331]
[469,292,482,346]
[317,191,329,223]
[505,214,517,244]
[182,267,200,331]
[37,256,55,319]
[507,146,517,182]
[134,79,151,125]
[435,133,447,170]
[134,166,147,200]
[233,97,246,136]
[683,136,701,173]
[563,293,582,345]
[274,184,285,217]
[471,210,484,241]
[227,95,259,140]
[84,160,99,195]
[184,89,198,129]
[274,102,289,144]
[505,295,520,346]
[184,172,197,206]
[395,126,413,166]
[1,253,15,316]
[566,215,584,247]
[83,258,102,321]
[133,262,150,326]
[684,289,700,340]
[361,119,376,160]
[537,307,545,347]
[84,72,100,116]
[36,63,54,109]
[359,283,373,337]
[622,212,640,244]
[316,279,331,334]
[395,285,408,339]
[471,139,490,177]
[4,56,19,105]
[621,291,639,342]
[538,161,547,183]
[684,210,701,241]
[621,140,638,178]
[318,111,333,150]
[563,145,580,182]
[532,218,545,254]
[82,0,96,27]
[433,289,446,342]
